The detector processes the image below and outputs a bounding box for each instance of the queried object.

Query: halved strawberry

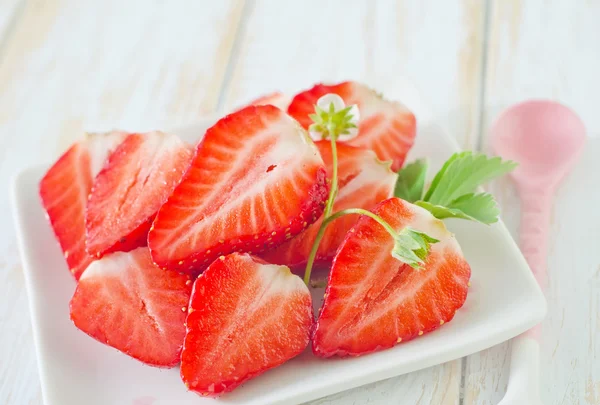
[313,197,471,357]
[148,105,328,276]
[180,253,312,396]
[40,131,127,280]
[288,81,416,171]
[70,247,192,367]
[262,141,396,271]
[244,91,291,111]
[85,132,193,258]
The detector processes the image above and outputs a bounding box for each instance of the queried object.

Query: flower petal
[317,94,346,111]
[337,127,359,141]
[348,104,360,125]
[308,129,324,141]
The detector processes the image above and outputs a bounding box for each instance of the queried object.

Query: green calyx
[308,104,357,140]
[392,228,439,270]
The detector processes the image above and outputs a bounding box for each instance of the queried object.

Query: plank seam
[475,0,493,153]
[461,4,494,404]
[0,0,28,69]
[459,356,467,405]
[215,0,255,113]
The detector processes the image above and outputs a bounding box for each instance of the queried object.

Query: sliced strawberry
[288,81,416,171]
[70,247,192,367]
[313,197,471,357]
[148,105,328,276]
[40,131,127,280]
[85,132,193,258]
[262,141,396,271]
[181,253,312,396]
[244,91,291,111]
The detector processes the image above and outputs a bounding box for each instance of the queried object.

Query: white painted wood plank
[224,1,487,403]
[465,1,600,404]
[0,0,22,43]
[306,360,461,405]
[544,141,600,405]
[0,1,244,404]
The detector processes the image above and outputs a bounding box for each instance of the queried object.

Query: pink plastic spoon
[491,100,586,405]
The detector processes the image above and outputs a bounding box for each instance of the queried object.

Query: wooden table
[1,1,598,404]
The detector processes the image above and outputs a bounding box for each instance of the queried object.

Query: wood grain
[222,0,486,403]
[307,359,461,405]
[0,1,244,403]
[464,0,600,404]
[0,0,22,43]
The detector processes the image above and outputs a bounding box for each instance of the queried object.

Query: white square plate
[12,78,546,405]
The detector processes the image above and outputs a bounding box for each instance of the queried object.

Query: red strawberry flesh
[70,247,192,367]
[85,132,193,257]
[39,131,126,280]
[288,81,416,170]
[313,197,471,357]
[180,253,313,396]
[149,105,328,276]
[262,141,396,270]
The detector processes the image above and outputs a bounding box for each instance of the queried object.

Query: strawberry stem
[303,221,330,285]
[303,207,401,285]
[303,96,436,285]
[326,208,400,238]
[303,206,439,284]
[323,136,338,218]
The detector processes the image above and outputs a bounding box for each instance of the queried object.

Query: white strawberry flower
[308,93,360,142]
[316,93,346,112]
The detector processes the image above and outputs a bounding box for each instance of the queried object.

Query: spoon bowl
[491,100,586,184]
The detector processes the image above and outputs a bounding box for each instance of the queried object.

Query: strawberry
[244,91,291,111]
[70,247,192,367]
[180,252,312,396]
[148,105,328,276]
[39,131,127,280]
[85,132,193,258]
[312,197,471,357]
[287,81,416,171]
[262,141,396,270]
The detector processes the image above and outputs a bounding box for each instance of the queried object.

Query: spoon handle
[518,184,554,288]
[500,184,553,405]
[517,183,554,341]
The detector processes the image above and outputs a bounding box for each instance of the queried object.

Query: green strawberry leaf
[417,192,500,224]
[413,151,516,224]
[446,193,500,224]
[424,152,517,206]
[422,152,464,202]
[394,159,428,203]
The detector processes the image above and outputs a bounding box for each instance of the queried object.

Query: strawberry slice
[262,141,396,270]
[40,131,127,280]
[180,253,312,396]
[245,91,291,111]
[287,81,416,171]
[70,247,192,367]
[148,105,328,276]
[313,197,471,357]
[85,132,193,258]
